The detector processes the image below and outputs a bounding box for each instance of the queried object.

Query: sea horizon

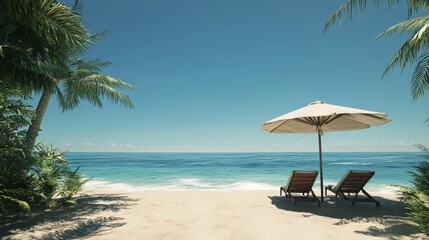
[66,150,423,154]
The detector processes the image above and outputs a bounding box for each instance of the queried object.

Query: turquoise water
[67,152,426,193]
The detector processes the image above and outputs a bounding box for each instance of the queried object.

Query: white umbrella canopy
[262,100,392,202]
[263,100,391,133]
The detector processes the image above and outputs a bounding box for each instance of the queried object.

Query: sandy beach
[0,190,425,240]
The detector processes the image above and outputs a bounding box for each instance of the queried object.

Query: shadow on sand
[269,194,422,240]
[0,193,138,239]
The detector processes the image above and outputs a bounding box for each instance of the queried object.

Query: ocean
[67,152,426,193]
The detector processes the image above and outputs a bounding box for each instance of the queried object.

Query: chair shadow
[269,195,421,240]
[0,193,138,239]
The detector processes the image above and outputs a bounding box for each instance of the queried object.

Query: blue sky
[37,0,428,152]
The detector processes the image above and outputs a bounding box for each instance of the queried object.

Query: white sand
[1,190,425,239]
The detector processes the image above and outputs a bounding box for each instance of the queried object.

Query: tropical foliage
[30,145,89,207]
[0,0,89,93]
[0,85,33,212]
[0,0,133,213]
[0,86,88,212]
[325,0,429,100]
[397,146,429,236]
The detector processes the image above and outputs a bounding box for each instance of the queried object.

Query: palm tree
[4,1,135,149]
[324,0,429,99]
[0,0,89,93]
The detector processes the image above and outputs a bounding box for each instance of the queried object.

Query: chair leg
[362,189,381,207]
[310,189,321,207]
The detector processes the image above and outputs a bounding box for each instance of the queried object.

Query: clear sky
[37,0,428,152]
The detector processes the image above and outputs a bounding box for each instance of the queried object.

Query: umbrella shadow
[0,193,138,239]
[269,195,422,239]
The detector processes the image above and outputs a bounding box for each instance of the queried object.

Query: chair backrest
[334,170,375,193]
[285,170,318,193]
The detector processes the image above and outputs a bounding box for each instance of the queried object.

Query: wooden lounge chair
[325,170,380,206]
[280,170,320,206]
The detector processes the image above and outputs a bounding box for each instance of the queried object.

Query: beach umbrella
[261,100,391,202]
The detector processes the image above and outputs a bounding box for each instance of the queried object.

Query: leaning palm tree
[324,0,429,100]
[25,57,134,149]
[22,1,134,149]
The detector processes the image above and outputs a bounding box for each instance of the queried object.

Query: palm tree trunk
[25,89,52,150]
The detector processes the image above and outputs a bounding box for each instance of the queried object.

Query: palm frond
[411,49,429,99]
[412,161,429,192]
[0,195,30,212]
[376,16,429,39]
[0,44,58,77]
[407,0,429,17]
[54,82,67,110]
[324,0,400,33]
[0,0,91,94]
[0,58,56,95]
[377,16,429,75]
[0,186,31,212]
[82,74,134,89]
[35,0,89,51]
[89,31,109,42]
[383,38,421,75]
[61,74,134,111]
[72,0,84,15]
[71,59,113,73]
[2,0,89,52]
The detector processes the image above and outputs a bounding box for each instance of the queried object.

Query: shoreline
[1,190,424,240]
[83,179,403,194]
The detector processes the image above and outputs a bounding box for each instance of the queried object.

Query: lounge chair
[325,170,380,206]
[280,170,320,206]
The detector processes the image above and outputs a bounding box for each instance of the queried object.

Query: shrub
[30,145,87,207]
[60,167,89,205]
[398,147,429,236]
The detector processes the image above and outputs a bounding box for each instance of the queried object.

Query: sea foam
[83,178,278,191]
[83,178,398,193]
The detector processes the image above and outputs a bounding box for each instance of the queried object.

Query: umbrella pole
[318,132,324,203]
